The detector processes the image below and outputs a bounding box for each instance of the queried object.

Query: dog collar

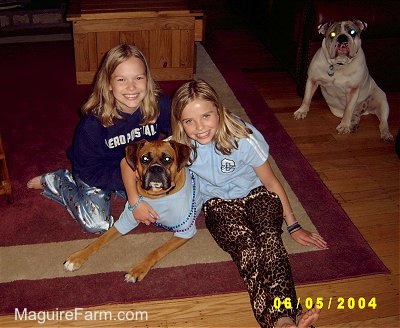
[327,64,334,76]
[327,63,344,76]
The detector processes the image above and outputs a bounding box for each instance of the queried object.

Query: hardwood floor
[1,2,398,327]
[213,9,399,328]
[204,5,399,328]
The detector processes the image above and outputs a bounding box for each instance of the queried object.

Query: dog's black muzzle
[143,164,171,190]
[337,34,348,43]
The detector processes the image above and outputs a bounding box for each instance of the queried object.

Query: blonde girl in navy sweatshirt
[27,44,171,233]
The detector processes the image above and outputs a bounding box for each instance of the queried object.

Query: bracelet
[287,221,302,234]
[127,195,143,212]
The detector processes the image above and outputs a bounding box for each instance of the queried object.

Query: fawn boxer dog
[294,20,393,141]
[64,139,201,283]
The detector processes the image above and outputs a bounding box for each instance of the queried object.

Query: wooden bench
[66,0,205,84]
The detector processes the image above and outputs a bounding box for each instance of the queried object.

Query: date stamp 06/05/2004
[273,297,377,311]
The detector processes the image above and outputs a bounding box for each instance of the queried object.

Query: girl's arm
[120,158,159,225]
[254,160,328,249]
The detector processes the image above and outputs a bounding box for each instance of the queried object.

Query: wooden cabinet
[66,0,204,84]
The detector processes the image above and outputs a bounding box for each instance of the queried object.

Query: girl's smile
[180,99,219,144]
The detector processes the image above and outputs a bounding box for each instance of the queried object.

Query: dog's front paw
[125,262,152,283]
[64,253,87,272]
[380,129,394,142]
[336,123,352,134]
[64,260,81,272]
[124,273,139,283]
[294,107,309,120]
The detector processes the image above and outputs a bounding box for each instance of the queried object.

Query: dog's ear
[353,19,367,33]
[168,140,191,171]
[318,22,332,35]
[125,140,147,170]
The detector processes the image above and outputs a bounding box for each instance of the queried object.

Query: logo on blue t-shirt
[221,158,236,173]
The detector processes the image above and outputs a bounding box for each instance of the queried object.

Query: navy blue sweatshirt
[67,95,171,192]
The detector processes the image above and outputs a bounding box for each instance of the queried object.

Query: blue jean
[40,169,117,233]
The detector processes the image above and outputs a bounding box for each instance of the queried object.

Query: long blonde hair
[82,44,161,127]
[171,79,252,160]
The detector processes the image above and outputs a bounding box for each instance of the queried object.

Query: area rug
[0,39,388,315]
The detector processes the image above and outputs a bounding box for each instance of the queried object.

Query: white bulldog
[294,20,393,141]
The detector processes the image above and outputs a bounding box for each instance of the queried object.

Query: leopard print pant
[203,186,302,328]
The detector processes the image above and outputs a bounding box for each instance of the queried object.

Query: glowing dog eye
[141,155,151,164]
[330,32,336,38]
[161,156,173,165]
[349,29,357,36]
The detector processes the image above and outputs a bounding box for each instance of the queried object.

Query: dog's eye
[349,29,357,37]
[141,155,151,164]
[329,32,336,38]
[161,155,173,165]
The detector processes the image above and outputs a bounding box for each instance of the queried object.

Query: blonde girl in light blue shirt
[170,79,327,328]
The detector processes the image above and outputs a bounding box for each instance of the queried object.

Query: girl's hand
[132,201,159,225]
[290,228,328,249]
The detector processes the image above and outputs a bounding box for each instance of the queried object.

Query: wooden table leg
[0,135,13,204]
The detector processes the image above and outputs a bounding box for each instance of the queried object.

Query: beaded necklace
[152,170,197,233]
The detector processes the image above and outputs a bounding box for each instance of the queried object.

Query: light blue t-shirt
[190,123,269,201]
[114,169,201,239]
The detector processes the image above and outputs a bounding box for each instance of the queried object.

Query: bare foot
[276,308,320,328]
[275,316,297,328]
[298,307,320,328]
[27,176,43,189]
